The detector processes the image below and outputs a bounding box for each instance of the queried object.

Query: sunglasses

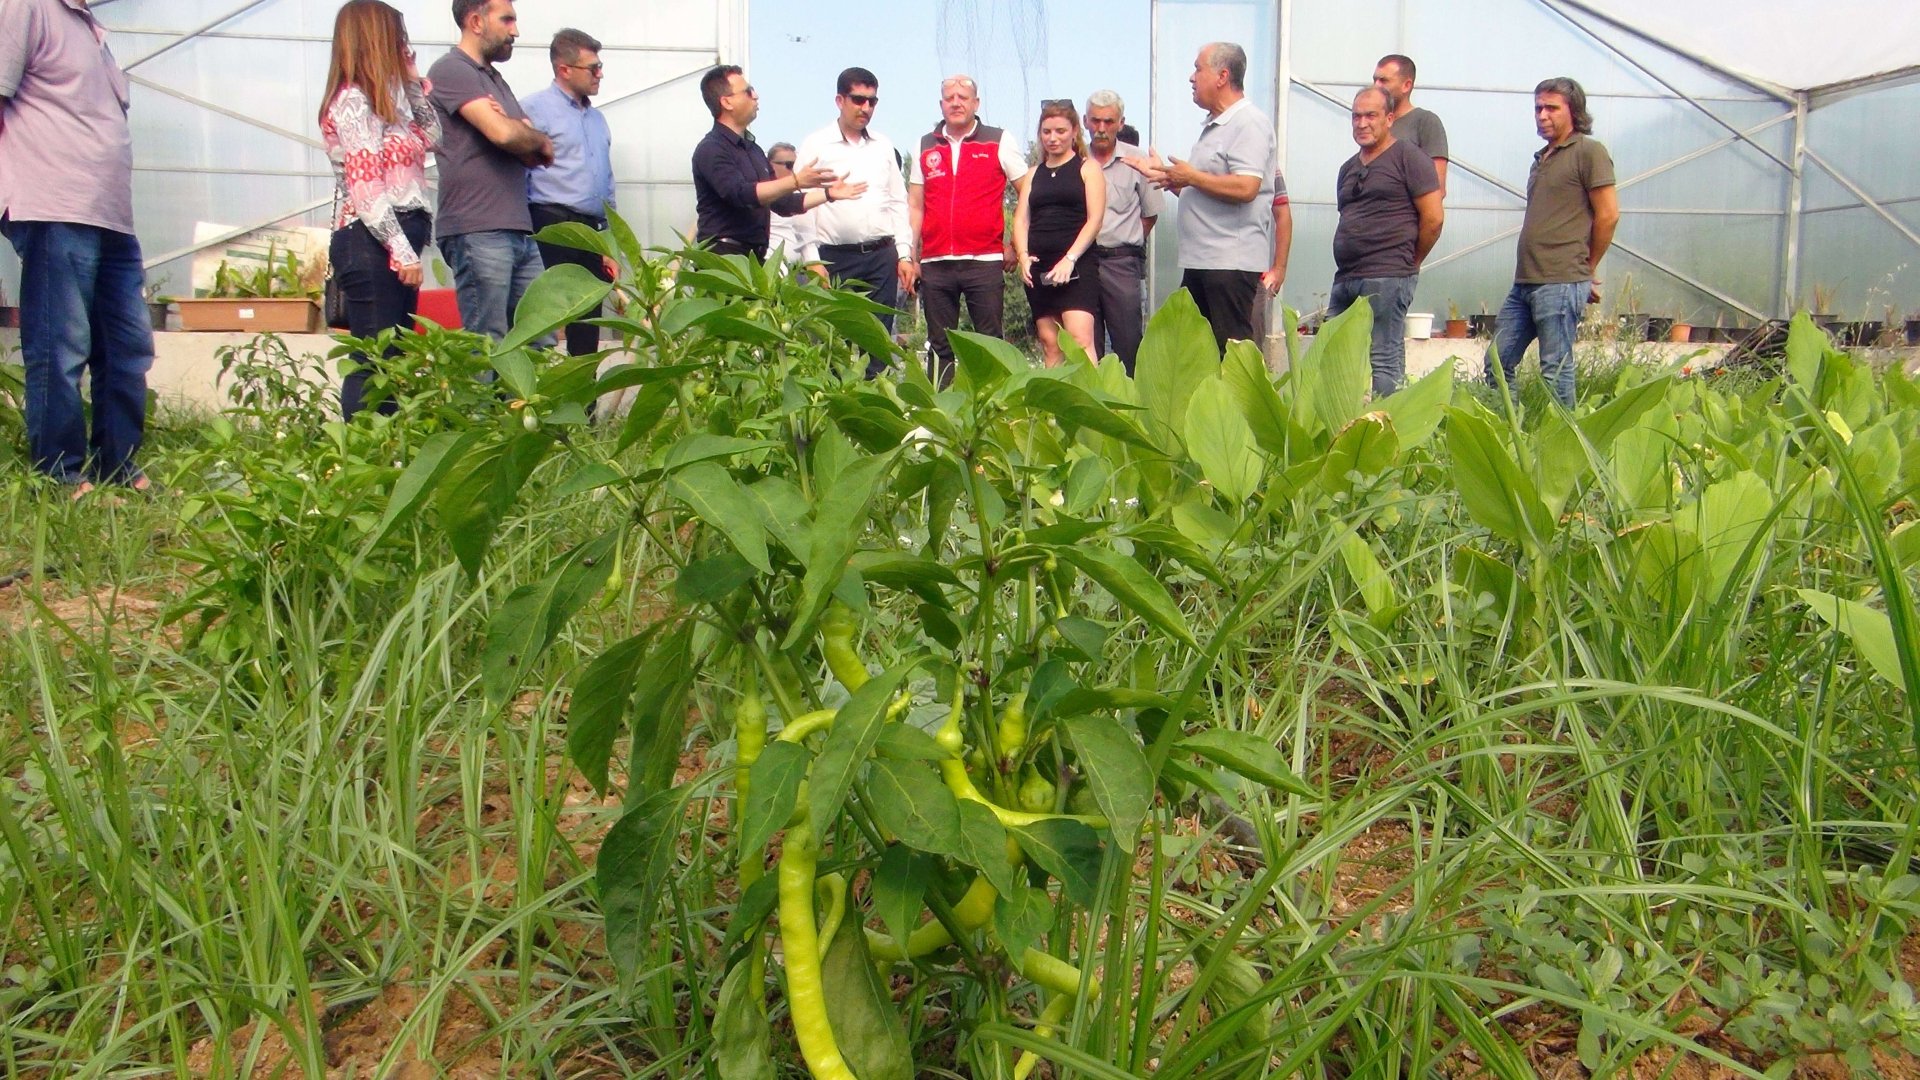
[1041,98,1073,108]
[770,159,796,168]
[728,84,757,99]
[565,61,604,75]
[845,93,878,107]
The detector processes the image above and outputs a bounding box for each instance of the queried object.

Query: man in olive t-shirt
[1488,77,1618,407]
[1374,55,1448,195]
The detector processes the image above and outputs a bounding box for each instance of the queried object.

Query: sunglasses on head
[845,93,878,107]
[1041,98,1073,108]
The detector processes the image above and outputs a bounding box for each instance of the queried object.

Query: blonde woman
[1014,100,1106,366]
[320,0,439,417]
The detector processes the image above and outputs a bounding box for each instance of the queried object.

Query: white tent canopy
[1582,0,1920,98]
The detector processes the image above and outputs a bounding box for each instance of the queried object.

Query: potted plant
[176,245,326,333]
[1906,308,1920,347]
[1647,314,1674,343]
[1667,309,1694,342]
[1443,300,1468,339]
[1809,284,1840,336]
[0,279,15,329]
[144,274,172,331]
[1469,301,1497,338]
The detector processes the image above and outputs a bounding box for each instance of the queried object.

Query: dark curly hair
[1535,77,1593,135]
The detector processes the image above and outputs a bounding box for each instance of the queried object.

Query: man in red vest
[908,74,1030,385]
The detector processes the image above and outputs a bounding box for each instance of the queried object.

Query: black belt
[1095,243,1145,257]
[532,203,607,230]
[819,236,897,255]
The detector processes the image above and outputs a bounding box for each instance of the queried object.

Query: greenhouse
[4,1,1920,1078]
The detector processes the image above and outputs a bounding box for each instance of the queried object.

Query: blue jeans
[1489,280,1588,407]
[1328,274,1419,397]
[438,229,547,345]
[2,218,154,484]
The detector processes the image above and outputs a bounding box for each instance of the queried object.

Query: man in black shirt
[691,65,863,258]
[1327,86,1442,397]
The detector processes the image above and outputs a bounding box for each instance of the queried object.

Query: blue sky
[747,0,1152,159]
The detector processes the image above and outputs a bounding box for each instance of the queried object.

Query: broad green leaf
[818,307,898,362]
[598,782,699,985]
[531,220,615,259]
[871,844,934,949]
[1024,377,1156,449]
[481,528,619,709]
[1054,686,1176,717]
[626,622,696,803]
[664,434,778,471]
[1059,546,1196,648]
[1445,407,1553,548]
[955,799,1021,897]
[1296,297,1373,436]
[553,460,625,498]
[490,348,538,400]
[819,911,914,1080]
[1220,338,1292,459]
[1685,471,1774,602]
[670,462,772,574]
[1632,522,1705,609]
[1785,311,1826,392]
[740,741,808,857]
[675,551,757,605]
[722,874,779,955]
[1376,362,1452,449]
[502,263,612,353]
[605,207,645,272]
[949,329,1026,395]
[866,758,964,855]
[372,428,484,548]
[782,452,896,650]
[1318,412,1399,495]
[1185,376,1264,503]
[568,626,661,795]
[1609,419,1680,518]
[1060,715,1153,840]
[1803,590,1901,685]
[808,661,916,834]
[1340,530,1400,629]
[1536,374,1672,517]
[1177,729,1314,796]
[1135,288,1219,452]
[699,313,789,346]
[616,381,678,455]
[993,882,1053,962]
[1451,546,1530,619]
[874,723,950,761]
[660,297,725,336]
[1053,616,1111,664]
[713,955,774,1080]
[1009,819,1103,906]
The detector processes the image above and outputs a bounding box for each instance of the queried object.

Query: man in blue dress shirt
[524,27,617,357]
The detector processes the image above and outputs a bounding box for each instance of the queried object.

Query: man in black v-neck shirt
[690,65,862,258]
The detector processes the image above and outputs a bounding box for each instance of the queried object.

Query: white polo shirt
[795,122,911,263]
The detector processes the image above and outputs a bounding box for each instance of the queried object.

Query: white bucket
[1406,312,1434,339]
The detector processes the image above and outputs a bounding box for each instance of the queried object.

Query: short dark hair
[701,64,742,118]
[451,0,492,33]
[551,28,600,67]
[1378,54,1416,82]
[1535,76,1594,134]
[837,67,878,97]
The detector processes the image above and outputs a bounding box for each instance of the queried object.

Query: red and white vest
[917,123,1010,259]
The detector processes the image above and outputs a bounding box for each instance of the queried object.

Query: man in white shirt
[908,74,1030,385]
[765,142,816,268]
[797,66,912,375]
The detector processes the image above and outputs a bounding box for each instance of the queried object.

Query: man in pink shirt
[0,0,154,494]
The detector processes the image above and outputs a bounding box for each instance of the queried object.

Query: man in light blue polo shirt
[1128,42,1276,352]
[524,27,617,357]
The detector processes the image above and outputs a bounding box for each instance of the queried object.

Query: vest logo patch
[921,149,946,180]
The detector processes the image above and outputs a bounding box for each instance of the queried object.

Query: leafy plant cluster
[5,209,1920,1079]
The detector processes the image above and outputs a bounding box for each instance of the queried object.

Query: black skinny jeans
[330,209,431,419]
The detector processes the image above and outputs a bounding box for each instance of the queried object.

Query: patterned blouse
[322,81,441,269]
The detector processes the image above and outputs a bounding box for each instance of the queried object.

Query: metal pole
[142,195,334,271]
[1781,94,1807,317]
[126,72,325,150]
[1147,0,1159,308]
[1543,0,1796,103]
[119,0,280,72]
[1272,0,1291,329]
[1803,148,1920,255]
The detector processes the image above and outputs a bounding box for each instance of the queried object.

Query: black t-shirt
[1332,139,1439,280]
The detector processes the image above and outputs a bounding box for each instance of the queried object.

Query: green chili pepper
[820,601,869,691]
[994,690,1029,765]
[777,812,858,1080]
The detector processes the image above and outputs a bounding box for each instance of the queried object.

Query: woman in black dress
[1014,100,1106,366]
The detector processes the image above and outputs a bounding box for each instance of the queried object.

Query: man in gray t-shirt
[429,0,556,344]
[1375,54,1449,196]
[1127,42,1276,352]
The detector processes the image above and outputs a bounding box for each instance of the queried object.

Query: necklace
[1045,154,1073,179]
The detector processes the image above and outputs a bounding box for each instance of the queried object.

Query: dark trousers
[531,202,612,357]
[1,217,153,484]
[1181,268,1263,353]
[1091,246,1147,374]
[330,209,431,419]
[818,241,900,378]
[921,258,1005,386]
